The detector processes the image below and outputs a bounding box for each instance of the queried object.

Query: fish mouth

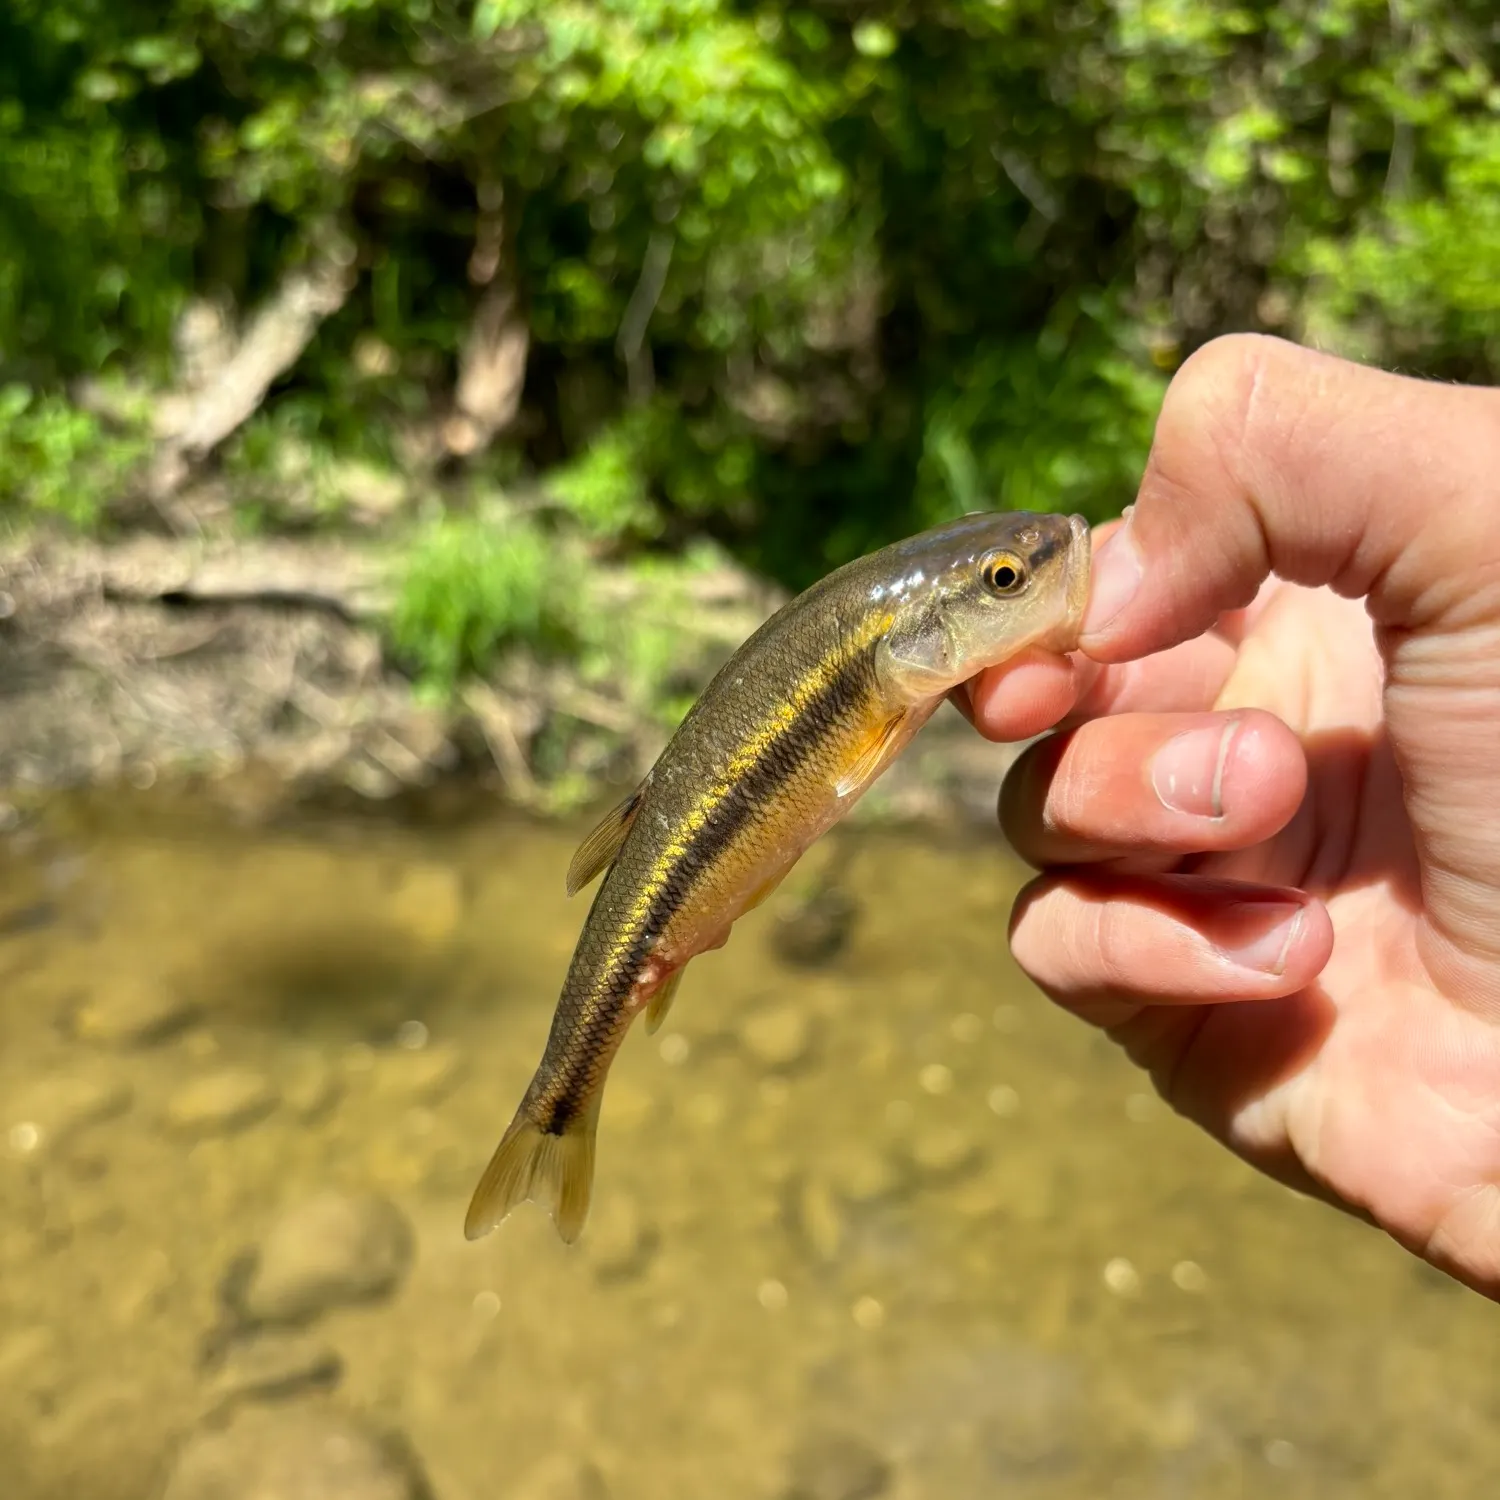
[1061,513,1093,645]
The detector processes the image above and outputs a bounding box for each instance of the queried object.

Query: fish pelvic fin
[643,967,685,1036]
[743,865,793,915]
[464,1095,601,1245]
[566,783,647,896]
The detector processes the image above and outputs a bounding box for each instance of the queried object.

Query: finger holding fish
[964,521,1264,742]
[959,516,1124,740]
[966,628,1242,744]
[952,646,1082,741]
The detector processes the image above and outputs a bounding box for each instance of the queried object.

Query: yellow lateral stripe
[603,609,893,976]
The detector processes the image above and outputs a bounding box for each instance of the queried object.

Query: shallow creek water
[0,793,1496,1499]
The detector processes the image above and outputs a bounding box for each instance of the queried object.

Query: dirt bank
[0,531,1024,827]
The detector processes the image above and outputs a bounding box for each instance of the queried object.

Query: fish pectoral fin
[566,782,649,896]
[834,712,909,799]
[643,967,685,1035]
[464,1097,601,1245]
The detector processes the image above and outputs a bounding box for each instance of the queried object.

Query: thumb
[1080,334,1500,1003]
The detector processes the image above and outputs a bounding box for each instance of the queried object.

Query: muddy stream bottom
[0,795,1495,1499]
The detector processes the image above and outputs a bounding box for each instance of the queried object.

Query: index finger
[967,629,1239,743]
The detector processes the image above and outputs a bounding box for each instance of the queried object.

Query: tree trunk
[443,176,530,457]
[149,253,356,499]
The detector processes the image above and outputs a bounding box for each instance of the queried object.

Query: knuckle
[1044,727,1100,832]
[1091,894,1136,991]
[1156,333,1279,503]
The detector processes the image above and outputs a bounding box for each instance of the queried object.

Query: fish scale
[465,509,1092,1244]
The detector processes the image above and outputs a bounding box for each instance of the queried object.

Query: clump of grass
[575,541,731,729]
[387,508,754,815]
[548,413,662,542]
[0,384,150,530]
[388,511,575,693]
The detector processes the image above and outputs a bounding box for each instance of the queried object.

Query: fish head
[873,510,1092,704]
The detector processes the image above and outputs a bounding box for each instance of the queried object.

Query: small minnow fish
[465,510,1092,1243]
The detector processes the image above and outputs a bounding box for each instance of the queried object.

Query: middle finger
[1001,708,1308,867]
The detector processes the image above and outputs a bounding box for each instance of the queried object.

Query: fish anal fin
[834,712,909,799]
[464,1097,601,1245]
[566,784,647,896]
[643,967,685,1035]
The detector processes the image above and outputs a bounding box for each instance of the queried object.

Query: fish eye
[980,551,1028,596]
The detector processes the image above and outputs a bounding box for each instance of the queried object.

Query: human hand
[967,333,1500,1299]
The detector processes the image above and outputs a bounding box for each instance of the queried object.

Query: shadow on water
[0,789,1497,1500]
[197,914,464,1038]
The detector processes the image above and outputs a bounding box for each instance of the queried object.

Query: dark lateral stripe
[636,649,873,959]
[539,644,875,1133]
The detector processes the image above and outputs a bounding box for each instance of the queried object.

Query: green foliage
[916,301,1170,524]
[574,539,733,727]
[388,512,569,691]
[221,400,411,531]
[0,385,150,529]
[387,503,728,738]
[1307,118,1500,365]
[547,412,662,541]
[0,6,195,377]
[2,0,1498,584]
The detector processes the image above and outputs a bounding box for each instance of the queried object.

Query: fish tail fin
[464,1096,600,1245]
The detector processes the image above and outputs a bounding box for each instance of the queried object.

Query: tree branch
[149,256,356,498]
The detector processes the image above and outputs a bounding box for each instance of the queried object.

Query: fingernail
[1151,720,1239,818]
[1217,902,1304,977]
[1081,518,1144,639]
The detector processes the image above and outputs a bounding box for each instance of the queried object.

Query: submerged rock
[513,1453,611,1500]
[0,898,57,937]
[384,862,464,948]
[112,1248,177,1326]
[281,1050,342,1122]
[0,1324,65,1408]
[72,977,197,1047]
[770,886,857,968]
[785,1428,891,1500]
[584,1192,657,1281]
[824,1147,902,1207]
[370,1042,464,1105]
[205,1330,342,1411]
[7,1072,131,1154]
[905,1126,984,1186]
[236,1191,414,1325]
[161,1404,422,1500]
[738,1003,816,1071]
[790,1176,846,1264]
[166,1069,278,1137]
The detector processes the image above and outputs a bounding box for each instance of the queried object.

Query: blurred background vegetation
[2,0,1497,711]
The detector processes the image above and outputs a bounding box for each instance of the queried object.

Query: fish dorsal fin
[834,712,909,799]
[566,782,648,896]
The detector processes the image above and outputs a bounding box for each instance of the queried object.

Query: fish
[464,509,1093,1244]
